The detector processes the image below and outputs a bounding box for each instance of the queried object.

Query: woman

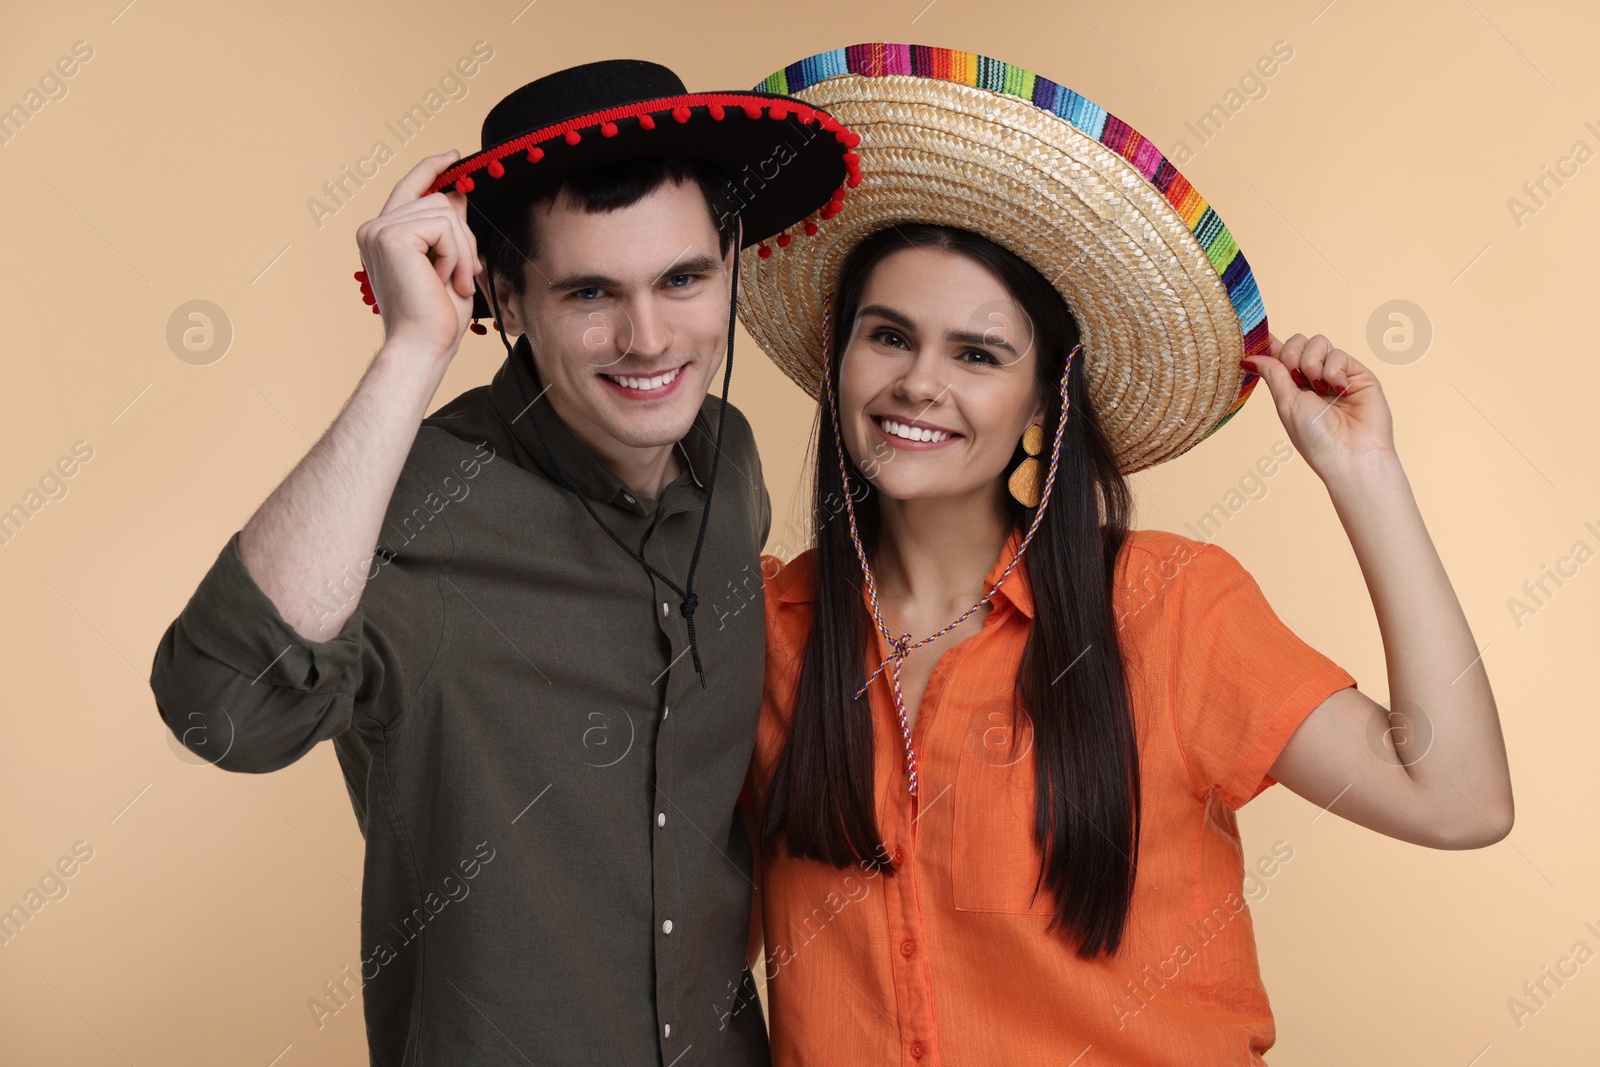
[733,44,1512,1064]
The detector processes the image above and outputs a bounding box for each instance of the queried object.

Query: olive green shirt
[148,334,772,1065]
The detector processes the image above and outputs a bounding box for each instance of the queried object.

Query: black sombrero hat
[354,57,862,325]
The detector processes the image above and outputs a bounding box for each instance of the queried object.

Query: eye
[868,327,910,350]
[957,347,1001,366]
[571,287,605,301]
[664,273,699,289]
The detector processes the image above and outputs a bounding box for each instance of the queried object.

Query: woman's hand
[1242,333,1395,483]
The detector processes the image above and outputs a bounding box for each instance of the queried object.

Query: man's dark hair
[480,155,738,300]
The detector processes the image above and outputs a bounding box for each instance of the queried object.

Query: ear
[480,255,525,335]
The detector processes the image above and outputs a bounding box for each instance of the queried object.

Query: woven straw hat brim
[735,56,1266,475]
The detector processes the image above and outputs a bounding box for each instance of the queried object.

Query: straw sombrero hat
[734,43,1270,475]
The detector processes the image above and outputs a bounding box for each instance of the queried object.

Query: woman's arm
[1248,333,1513,849]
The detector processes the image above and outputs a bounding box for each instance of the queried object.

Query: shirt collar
[776,525,1036,620]
[489,333,709,514]
[983,526,1035,619]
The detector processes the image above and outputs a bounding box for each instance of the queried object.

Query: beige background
[2,0,1595,1063]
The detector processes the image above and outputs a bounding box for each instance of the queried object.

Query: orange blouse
[743,528,1358,1066]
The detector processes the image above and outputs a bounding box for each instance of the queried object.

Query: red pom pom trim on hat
[757,243,772,259]
[415,95,857,254]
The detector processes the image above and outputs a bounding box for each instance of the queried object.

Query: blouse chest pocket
[950,708,1057,916]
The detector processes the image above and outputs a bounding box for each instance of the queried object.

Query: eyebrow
[546,253,725,292]
[856,302,1020,356]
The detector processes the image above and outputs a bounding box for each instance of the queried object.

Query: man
[148,59,849,1065]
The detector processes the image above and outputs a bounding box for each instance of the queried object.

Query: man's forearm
[238,339,452,641]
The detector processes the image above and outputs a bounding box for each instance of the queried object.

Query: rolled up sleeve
[148,530,371,774]
[1169,542,1359,810]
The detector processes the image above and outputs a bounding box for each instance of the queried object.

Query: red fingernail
[1239,359,1257,374]
[1290,368,1308,387]
[1315,378,1329,394]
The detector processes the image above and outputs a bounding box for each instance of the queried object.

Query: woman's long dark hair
[760,223,1141,958]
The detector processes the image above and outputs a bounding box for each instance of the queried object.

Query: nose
[894,346,949,408]
[618,294,673,363]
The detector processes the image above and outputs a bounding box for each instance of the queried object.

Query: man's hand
[355,149,484,361]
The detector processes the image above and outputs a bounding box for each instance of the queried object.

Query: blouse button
[910,1039,926,1059]
[899,939,915,958]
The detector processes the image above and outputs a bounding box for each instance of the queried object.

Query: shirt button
[664,1023,671,1038]
[910,1039,925,1059]
[662,919,673,934]
[623,492,636,505]
[900,939,915,958]
[662,601,670,616]
[891,846,904,865]
[657,812,666,827]
[663,705,669,719]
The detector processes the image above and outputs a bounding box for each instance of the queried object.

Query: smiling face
[838,246,1047,505]
[509,177,734,453]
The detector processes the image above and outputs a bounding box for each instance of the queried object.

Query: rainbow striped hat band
[735,43,1267,474]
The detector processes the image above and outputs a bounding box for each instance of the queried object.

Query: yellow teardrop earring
[1007,422,1046,507]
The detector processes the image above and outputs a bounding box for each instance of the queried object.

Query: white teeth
[606,366,681,391]
[879,418,950,443]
